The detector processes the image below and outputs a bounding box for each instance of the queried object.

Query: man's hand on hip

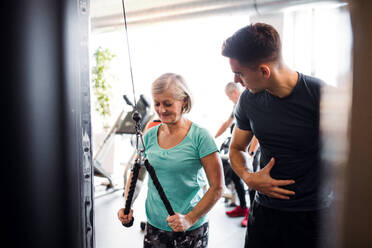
[245,158,295,199]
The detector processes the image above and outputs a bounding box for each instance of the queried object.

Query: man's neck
[266,65,298,98]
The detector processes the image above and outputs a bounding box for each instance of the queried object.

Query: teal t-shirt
[143,122,218,231]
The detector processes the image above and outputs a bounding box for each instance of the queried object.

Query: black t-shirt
[235,72,333,211]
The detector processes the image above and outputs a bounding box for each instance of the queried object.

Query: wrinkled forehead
[152,87,177,102]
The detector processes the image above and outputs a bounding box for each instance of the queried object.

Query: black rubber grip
[144,160,175,216]
[122,217,134,227]
[122,161,141,228]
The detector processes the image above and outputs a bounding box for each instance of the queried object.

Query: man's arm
[228,126,253,176]
[215,116,234,138]
[229,127,296,199]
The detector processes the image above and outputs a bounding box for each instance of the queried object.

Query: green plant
[91,47,116,122]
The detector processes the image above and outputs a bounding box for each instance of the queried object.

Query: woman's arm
[188,152,224,221]
[117,170,135,224]
[166,152,224,232]
[117,158,146,224]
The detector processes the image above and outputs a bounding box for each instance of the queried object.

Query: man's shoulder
[237,89,255,104]
[298,73,326,102]
[300,73,325,88]
[240,88,252,98]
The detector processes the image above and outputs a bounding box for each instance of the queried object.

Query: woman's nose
[157,104,166,113]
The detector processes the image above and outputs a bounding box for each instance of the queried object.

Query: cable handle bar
[122,159,176,227]
[122,111,175,228]
[122,159,141,227]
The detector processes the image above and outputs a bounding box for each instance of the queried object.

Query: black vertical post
[2,0,93,248]
[65,0,95,247]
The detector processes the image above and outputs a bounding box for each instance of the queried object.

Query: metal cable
[121,0,137,108]
[120,0,175,229]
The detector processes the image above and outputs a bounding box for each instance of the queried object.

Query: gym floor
[94,180,247,248]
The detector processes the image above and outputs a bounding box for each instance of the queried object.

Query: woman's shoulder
[188,122,217,154]
[189,122,213,139]
[143,124,160,140]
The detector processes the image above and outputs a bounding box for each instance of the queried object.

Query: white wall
[281,4,352,86]
[91,14,251,144]
[90,3,352,161]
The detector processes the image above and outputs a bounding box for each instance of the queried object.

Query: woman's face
[153,88,185,125]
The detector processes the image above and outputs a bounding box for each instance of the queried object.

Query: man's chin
[247,87,262,94]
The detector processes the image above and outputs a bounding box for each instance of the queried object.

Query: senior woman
[118,73,224,247]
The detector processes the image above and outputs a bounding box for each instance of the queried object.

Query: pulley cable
[120,0,175,228]
[121,0,137,108]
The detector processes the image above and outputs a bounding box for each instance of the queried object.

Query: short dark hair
[222,23,282,66]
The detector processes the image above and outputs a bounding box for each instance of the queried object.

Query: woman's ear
[182,97,188,113]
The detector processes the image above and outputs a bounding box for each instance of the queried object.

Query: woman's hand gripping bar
[122,160,141,227]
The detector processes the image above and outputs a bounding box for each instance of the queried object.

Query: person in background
[222,23,333,247]
[118,73,224,248]
[145,119,162,130]
[214,82,241,139]
[215,82,259,227]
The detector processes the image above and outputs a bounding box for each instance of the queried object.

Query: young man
[221,23,333,248]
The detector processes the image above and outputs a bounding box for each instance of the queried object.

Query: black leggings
[248,147,261,206]
[231,171,247,208]
[144,222,209,248]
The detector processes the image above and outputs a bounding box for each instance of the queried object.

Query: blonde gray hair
[225,82,240,95]
[151,73,192,113]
